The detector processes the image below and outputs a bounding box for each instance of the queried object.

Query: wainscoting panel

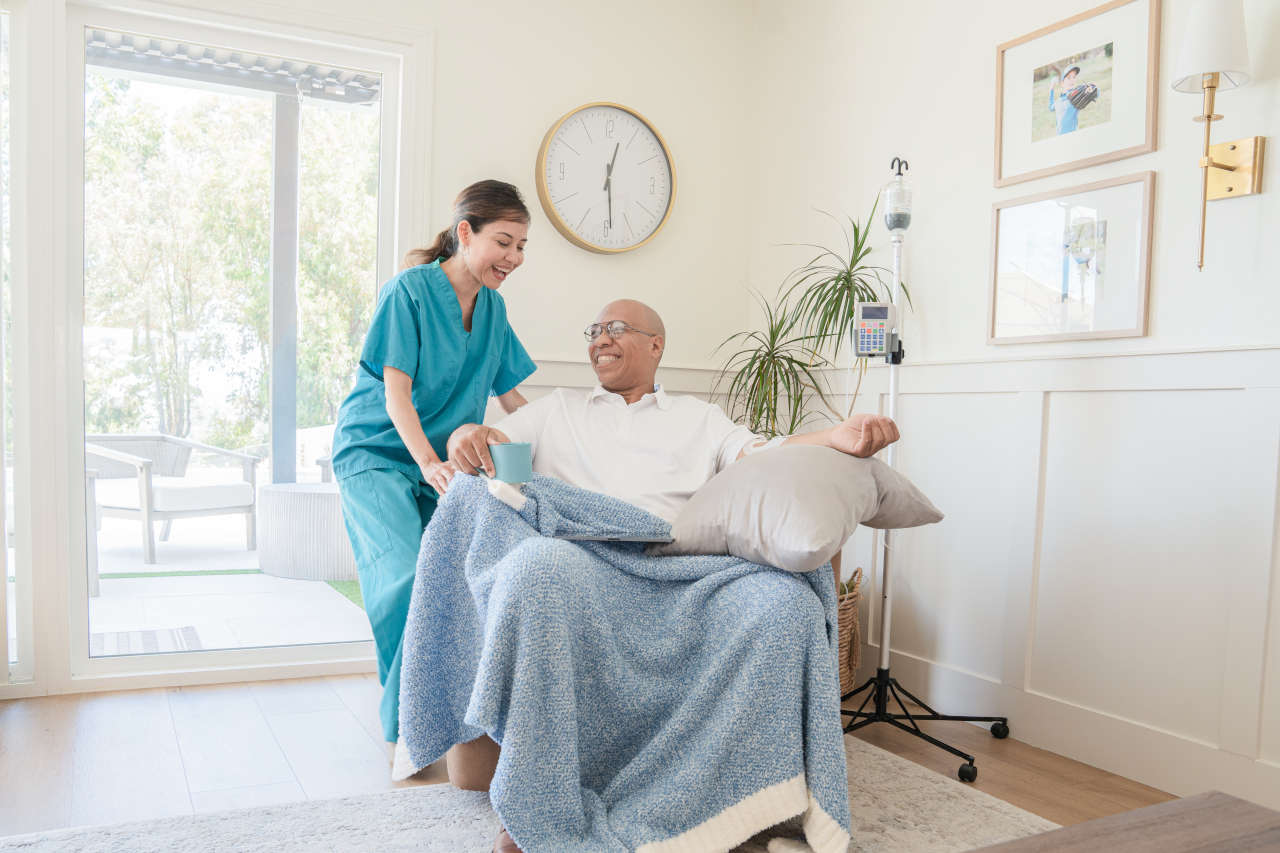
[844,347,1280,808]
[1249,390,1280,766]
[866,391,1039,685]
[1029,389,1261,747]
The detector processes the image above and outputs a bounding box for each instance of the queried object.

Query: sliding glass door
[79,20,390,659]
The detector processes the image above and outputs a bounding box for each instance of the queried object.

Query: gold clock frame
[535,101,677,254]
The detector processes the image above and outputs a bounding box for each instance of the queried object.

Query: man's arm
[736,413,900,461]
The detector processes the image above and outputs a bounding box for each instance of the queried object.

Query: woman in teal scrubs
[331,180,536,747]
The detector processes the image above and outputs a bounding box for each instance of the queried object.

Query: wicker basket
[837,566,863,695]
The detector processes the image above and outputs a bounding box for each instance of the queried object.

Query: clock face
[536,103,675,253]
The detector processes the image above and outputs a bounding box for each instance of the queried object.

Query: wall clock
[535,102,676,254]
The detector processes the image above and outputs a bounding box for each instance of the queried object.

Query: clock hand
[601,142,619,190]
[603,142,619,229]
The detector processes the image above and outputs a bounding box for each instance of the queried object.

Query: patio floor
[88,514,372,655]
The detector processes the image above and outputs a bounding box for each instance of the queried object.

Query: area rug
[0,736,1056,852]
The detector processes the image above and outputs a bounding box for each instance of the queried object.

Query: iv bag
[882,164,912,235]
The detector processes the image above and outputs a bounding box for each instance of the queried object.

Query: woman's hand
[421,459,460,495]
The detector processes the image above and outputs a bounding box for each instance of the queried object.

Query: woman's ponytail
[401,180,530,271]
[402,227,456,270]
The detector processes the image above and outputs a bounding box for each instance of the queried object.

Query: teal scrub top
[330,260,537,481]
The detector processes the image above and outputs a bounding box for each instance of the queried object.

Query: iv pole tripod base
[840,667,1009,783]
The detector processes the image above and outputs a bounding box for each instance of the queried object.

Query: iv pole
[840,158,1009,783]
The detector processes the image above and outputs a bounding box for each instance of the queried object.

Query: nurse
[331,179,537,749]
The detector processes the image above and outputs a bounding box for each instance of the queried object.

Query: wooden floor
[842,703,1174,827]
[0,674,1173,838]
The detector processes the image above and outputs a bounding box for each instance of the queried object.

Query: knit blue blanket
[399,474,851,853]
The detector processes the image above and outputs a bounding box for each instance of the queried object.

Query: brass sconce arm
[1194,72,1221,271]
[1198,156,1236,171]
[1188,72,1267,271]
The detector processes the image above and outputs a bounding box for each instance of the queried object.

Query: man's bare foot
[492,827,522,853]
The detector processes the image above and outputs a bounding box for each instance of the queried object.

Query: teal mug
[489,442,532,484]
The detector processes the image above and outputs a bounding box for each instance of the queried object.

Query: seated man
[440,298,898,852]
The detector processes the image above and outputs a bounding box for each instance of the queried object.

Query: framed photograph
[994,0,1160,187]
[989,172,1154,344]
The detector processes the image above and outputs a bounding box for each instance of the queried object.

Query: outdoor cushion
[94,477,254,512]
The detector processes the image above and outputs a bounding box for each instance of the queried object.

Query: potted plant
[713,292,831,438]
[715,202,903,431]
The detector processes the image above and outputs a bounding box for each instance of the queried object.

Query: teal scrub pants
[338,468,437,743]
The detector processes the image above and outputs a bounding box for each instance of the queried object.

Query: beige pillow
[652,445,943,572]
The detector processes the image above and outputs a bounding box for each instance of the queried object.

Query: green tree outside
[83,70,380,457]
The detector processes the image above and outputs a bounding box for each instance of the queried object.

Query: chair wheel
[958,763,977,783]
[990,722,1010,739]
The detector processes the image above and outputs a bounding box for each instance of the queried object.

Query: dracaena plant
[780,203,908,419]
[716,202,908,434]
[713,292,832,439]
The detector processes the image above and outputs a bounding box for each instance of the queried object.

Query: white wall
[746,0,1280,808]
[421,1,755,370]
[747,0,1280,361]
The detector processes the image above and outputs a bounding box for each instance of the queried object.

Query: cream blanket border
[636,774,850,853]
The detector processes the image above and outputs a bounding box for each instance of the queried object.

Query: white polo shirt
[491,385,761,522]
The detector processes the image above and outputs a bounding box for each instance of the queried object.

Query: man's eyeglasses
[583,321,658,342]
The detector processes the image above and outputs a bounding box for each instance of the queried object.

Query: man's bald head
[588,299,667,404]
[595,299,665,339]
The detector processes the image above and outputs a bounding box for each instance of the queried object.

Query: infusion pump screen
[861,306,888,320]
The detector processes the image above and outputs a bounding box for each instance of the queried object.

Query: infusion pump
[853,302,899,357]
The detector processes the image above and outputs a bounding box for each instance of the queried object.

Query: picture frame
[994,0,1160,187]
[988,171,1154,344]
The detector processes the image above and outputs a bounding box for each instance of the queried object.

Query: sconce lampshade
[1171,0,1251,92]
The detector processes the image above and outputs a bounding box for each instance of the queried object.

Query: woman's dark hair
[1064,66,1081,78]
[403,180,530,269]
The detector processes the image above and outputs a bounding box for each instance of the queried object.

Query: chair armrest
[85,442,151,470]
[85,445,153,513]
[158,435,261,464]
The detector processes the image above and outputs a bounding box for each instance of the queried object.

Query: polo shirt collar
[589,384,672,410]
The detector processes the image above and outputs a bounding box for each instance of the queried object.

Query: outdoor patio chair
[84,434,260,564]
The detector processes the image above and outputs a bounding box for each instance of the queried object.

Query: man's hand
[446,424,511,476]
[828,413,900,458]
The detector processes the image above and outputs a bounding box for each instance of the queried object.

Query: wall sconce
[1171,0,1265,270]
